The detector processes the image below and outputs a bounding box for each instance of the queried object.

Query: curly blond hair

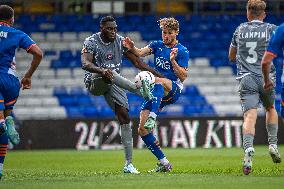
[158,17,179,33]
[247,0,266,17]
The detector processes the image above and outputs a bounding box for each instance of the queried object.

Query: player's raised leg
[144,77,173,130]
[111,70,153,100]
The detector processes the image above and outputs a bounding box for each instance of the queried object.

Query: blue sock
[151,84,164,115]
[0,120,5,136]
[0,122,8,175]
[141,132,165,160]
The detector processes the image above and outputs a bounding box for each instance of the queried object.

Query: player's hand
[102,69,114,84]
[123,37,134,49]
[21,77,32,90]
[263,79,274,91]
[170,48,178,62]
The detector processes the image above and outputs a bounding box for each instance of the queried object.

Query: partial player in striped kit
[0,5,43,179]
[228,0,281,175]
[81,16,163,174]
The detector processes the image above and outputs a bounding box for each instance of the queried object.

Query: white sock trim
[245,147,255,154]
[149,112,157,119]
[159,157,169,165]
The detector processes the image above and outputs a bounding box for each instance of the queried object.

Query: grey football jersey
[231,21,276,79]
[82,32,127,82]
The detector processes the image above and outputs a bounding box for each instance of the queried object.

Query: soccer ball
[134,71,155,88]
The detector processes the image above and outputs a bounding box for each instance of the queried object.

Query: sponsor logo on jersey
[156,57,171,70]
[107,53,113,60]
[0,31,8,38]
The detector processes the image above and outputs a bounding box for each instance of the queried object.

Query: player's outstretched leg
[243,147,254,175]
[111,71,153,100]
[269,144,281,163]
[5,116,20,145]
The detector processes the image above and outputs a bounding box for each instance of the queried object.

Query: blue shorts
[0,73,20,110]
[141,81,181,115]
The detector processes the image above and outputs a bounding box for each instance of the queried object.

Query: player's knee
[244,109,257,121]
[266,105,275,112]
[116,111,130,125]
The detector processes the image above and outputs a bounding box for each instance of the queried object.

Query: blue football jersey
[148,40,189,83]
[0,22,35,76]
[266,23,284,58]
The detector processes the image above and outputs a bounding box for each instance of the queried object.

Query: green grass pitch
[0,146,283,189]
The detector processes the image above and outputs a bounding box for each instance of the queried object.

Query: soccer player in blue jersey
[124,17,189,172]
[261,24,284,164]
[0,5,43,179]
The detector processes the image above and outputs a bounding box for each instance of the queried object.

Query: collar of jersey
[0,21,11,27]
[250,20,263,23]
[165,41,179,49]
[98,32,112,46]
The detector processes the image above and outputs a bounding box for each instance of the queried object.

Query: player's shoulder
[151,40,163,46]
[116,33,124,40]
[276,23,284,31]
[262,22,276,29]
[4,26,27,36]
[115,34,125,44]
[272,23,284,37]
[177,43,189,54]
[85,33,98,42]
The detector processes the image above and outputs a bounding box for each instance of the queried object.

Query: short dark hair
[100,16,116,26]
[0,5,14,21]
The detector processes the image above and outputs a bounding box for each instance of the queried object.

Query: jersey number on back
[246,42,258,64]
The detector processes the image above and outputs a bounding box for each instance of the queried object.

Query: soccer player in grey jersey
[81,16,162,174]
[228,0,280,175]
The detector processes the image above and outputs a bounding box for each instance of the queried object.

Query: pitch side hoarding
[16,117,284,149]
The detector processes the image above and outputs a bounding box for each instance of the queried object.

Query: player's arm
[21,45,43,89]
[81,52,113,81]
[123,37,152,57]
[228,45,237,62]
[170,48,188,82]
[229,26,239,62]
[261,52,276,90]
[262,25,284,90]
[124,51,164,78]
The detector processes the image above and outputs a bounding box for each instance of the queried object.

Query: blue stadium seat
[66,106,85,118]
[83,106,98,117]
[54,86,68,97]
[70,86,85,96]
[59,97,78,106]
